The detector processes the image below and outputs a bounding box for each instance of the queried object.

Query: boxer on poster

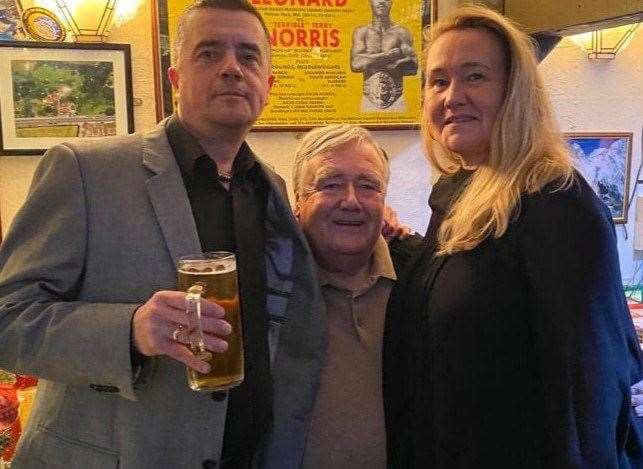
[350,0,418,112]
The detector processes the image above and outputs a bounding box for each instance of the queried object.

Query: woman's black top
[392,170,643,468]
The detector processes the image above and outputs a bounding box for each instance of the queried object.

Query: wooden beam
[504,0,643,33]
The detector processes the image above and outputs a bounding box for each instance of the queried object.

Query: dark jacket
[384,234,425,468]
[386,173,643,468]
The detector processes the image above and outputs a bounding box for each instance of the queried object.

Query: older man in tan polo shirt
[289,124,401,468]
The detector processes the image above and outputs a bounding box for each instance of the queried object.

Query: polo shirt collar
[317,236,397,290]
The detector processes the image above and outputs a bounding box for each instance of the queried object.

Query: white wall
[540,33,643,283]
[246,128,429,233]
[0,0,158,240]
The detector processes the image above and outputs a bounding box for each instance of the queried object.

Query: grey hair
[172,0,271,65]
[292,124,390,199]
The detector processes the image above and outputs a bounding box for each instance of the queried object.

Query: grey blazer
[0,121,326,468]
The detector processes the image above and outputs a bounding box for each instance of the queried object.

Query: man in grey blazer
[0,1,325,467]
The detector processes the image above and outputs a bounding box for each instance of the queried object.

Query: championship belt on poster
[363,71,403,109]
[156,0,427,127]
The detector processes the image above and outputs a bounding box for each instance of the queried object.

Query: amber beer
[177,252,243,392]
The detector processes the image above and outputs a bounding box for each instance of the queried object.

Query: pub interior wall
[0,0,641,284]
[540,33,643,285]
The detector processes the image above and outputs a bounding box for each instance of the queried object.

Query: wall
[540,32,643,283]
[246,128,429,233]
[0,0,158,240]
[505,0,643,33]
[383,31,643,282]
[1,3,641,284]
[0,0,429,242]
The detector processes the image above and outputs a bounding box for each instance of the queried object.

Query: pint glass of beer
[177,252,243,392]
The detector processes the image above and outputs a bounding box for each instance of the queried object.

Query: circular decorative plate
[22,7,67,42]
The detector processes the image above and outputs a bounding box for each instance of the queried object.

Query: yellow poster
[160,0,426,128]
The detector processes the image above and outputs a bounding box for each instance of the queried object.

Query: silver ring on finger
[172,326,185,342]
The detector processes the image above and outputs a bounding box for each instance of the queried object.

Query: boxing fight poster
[154,0,430,129]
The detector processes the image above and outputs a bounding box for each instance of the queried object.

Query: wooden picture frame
[565,132,633,223]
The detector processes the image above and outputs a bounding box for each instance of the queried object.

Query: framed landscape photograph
[0,41,133,155]
[565,132,633,223]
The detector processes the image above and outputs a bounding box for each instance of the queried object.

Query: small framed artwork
[0,41,133,155]
[0,0,25,41]
[565,132,633,223]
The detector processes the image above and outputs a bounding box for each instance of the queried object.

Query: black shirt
[166,116,273,466]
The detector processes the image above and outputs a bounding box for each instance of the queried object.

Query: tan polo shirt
[302,236,397,469]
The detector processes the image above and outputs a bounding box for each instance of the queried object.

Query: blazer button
[202,459,218,468]
[211,391,227,402]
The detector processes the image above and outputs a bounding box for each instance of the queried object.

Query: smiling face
[168,8,273,139]
[295,141,387,271]
[424,28,508,166]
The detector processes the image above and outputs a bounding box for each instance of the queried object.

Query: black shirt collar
[165,114,259,179]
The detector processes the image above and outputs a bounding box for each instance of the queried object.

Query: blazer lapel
[258,163,329,469]
[260,162,311,254]
[141,122,201,265]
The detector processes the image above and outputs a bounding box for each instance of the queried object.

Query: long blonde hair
[422,5,574,255]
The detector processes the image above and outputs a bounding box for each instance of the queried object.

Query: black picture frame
[0,40,133,155]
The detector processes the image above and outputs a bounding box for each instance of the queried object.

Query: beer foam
[178,259,235,275]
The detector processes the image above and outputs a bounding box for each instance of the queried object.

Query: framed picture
[565,132,633,223]
[0,41,133,155]
[152,0,432,130]
[0,0,25,41]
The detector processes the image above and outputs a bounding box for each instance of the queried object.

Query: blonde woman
[389,5,643,467]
